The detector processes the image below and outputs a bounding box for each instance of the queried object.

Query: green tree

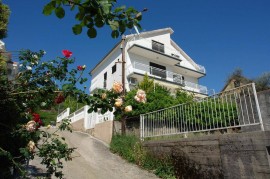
[62,95,86,113]
[0,0,10,39]
[123,75,194,118]
[226,68,251,84]
[226,68,270,92]
[254,72,270,91]
[43,0,146,38]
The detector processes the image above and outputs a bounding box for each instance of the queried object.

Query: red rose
[62,50,72,58]
[55,94,65,104]
[32,113,43,128]
[77,65,83,71]
[32,113,40,122]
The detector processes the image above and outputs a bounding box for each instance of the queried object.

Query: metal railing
[140,83,264,140]
[195,64,206,74]
[130,61,208,94]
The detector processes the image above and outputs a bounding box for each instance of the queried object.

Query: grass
[38,109,58,126]
[110,134,176,179]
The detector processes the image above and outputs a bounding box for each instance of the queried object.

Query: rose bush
[0,49,87,178]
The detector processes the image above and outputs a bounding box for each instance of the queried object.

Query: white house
[90,28,208,97]
[0,40,18,81]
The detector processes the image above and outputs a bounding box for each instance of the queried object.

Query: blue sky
[3,0,270,93]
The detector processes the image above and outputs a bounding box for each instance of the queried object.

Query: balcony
[127,61,208,95]
[127,39,206,77]
[127,41,182,66]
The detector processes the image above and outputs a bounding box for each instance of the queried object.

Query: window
[234,80,240,88]
[112,64,117,74]
[7,68,12,76]
[152,40,164,53]
[173,74,184,85]
[103,72,107,88]
[149,62,166,78]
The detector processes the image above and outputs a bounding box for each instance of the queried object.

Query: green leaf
[95,18,104,28]
[127,21,133,29]
[126,7,136,14]
[114,5,126,13]
[43,3,54,15]
[75,12,84,21]
[87,27,97,38]
[78,6,85,14]
[86,22,94,28]
[88,108,94,113]
[108,20,119,31]
[136,23,142,30]
[55,7,65,19]
[72,25,82,35]
[100,2,112,14]
[119,22,126,34]
[62,83,73,90]
[111,30,119,38]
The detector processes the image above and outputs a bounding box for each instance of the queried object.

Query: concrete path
[29,130,158,179]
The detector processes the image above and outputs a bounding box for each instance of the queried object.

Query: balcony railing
[129,61,208,94]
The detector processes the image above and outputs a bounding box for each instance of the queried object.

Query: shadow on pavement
[26,165,50,178]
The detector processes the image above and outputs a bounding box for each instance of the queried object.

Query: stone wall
[71,118,84,131]
[143,131,270,179]
[91,121,113,144]
[258,89,270,131]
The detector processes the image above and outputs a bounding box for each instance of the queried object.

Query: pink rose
[28,141,35,153]
[125,105,132,112]
[114,98,123,107]
[101,93,107,100]
[26,121,36,132]
[134,89,146,103]
[112,82,123,93]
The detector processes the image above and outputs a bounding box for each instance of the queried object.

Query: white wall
[90,49,122,92]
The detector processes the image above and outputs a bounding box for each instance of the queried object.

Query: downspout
[121,35,126,134]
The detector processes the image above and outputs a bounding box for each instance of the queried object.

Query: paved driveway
[30,130,158,179]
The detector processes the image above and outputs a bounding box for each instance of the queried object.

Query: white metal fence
[56,107,70,122]
[57,105,114,130]
[140,83,264,140]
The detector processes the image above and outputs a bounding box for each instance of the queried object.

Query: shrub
[110,134,176,179]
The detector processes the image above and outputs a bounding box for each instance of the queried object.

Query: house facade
[90,28,208,97]
[0,40,18,81]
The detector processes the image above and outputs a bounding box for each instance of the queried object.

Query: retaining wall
[143,131,270,179]
[258,89,270,131]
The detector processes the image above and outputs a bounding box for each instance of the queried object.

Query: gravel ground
[29,130,158,179]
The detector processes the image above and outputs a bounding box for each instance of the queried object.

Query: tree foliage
[123,75,194,118]
[226,68,251,84]
[254,72,270,92]
[43,0,146,38]
[0,0,10,39]
[226,68,270,92]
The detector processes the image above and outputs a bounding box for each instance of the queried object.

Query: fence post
[83,105,89,130]
[140,114,144,141]
[252,83,264,131]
